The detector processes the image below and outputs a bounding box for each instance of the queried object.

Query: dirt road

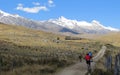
[56,46,107,75]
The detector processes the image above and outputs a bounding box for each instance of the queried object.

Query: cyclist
[85,53,91,70]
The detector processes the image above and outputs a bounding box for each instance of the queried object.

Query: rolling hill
[95,32,120,47]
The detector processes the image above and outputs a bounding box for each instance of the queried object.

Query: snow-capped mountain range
[49,16,119,31]
[0,10,119,35]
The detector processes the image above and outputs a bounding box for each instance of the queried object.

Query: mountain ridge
[0,10,119,35]
[48,16,119,31]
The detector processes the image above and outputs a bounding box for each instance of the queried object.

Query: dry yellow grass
[0,24,63,46]
[0,23,119,75]
[0,23,93,52]
[93,32,120,47]
[0,23,95,75]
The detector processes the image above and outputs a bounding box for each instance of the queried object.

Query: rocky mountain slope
[0,10,119,35]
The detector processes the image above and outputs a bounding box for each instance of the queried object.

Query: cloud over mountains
[16,0,55,13]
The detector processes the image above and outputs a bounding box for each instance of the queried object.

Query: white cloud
[48,0,55,7]
[16,0,55,13]
[48,0,53,4]
[32,2,40,6]
[17,3,23,7]
[16,3,48,13]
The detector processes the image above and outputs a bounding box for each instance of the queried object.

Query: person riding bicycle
[85,53,91,70]
[79,54,82,62]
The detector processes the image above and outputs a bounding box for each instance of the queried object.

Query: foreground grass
[91,44,120,75]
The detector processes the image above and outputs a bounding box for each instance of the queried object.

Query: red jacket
[85,55,90,61]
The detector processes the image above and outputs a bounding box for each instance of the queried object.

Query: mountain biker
[79,54,82,62]
[85,53,91,70]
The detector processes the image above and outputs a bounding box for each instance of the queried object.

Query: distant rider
[79,54,82,62]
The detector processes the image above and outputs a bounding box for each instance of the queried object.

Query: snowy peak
[58,16,68,21]
[49,16,119,32]
[0,10,20,17]
[49,16,77,29]
[104,26,119,31]
[91,20,119,31]
[0,10,10,16]
[91,20,100,25]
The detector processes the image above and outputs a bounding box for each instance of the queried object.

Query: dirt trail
[56,46,107,75]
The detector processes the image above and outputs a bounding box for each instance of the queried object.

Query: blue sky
[0,0,120,29]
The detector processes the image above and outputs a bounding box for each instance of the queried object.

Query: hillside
[0,23,102,75]
[95,32,120,47]
[0,23,119,75]
[0,23,61,45]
